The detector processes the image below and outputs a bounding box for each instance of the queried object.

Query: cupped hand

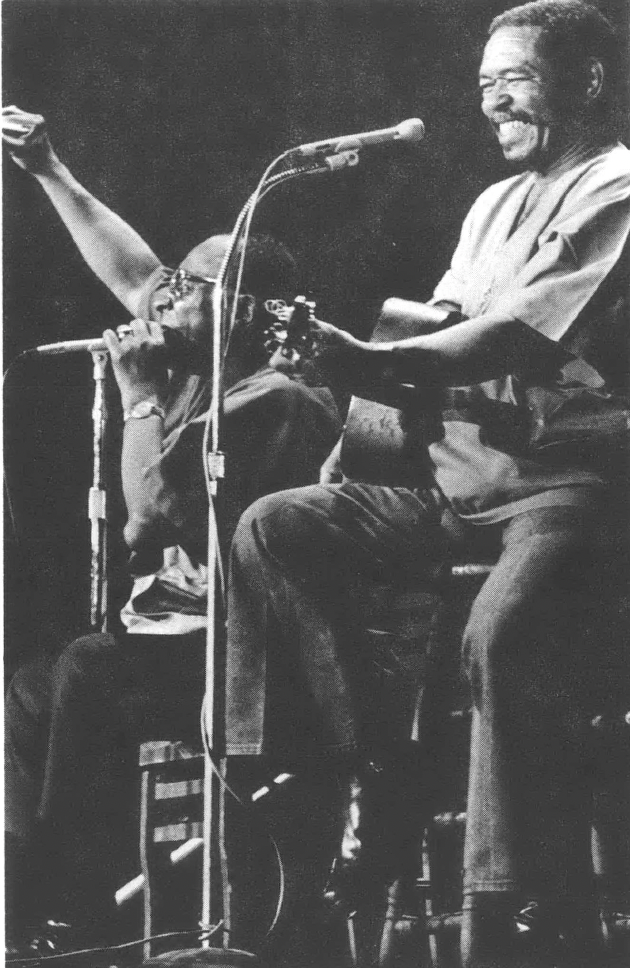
[2,105,58,173]
[102,319,170,413]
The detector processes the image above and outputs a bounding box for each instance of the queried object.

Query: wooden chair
[137,741,204,960]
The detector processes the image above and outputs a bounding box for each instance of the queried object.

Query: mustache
[489,112,533,125]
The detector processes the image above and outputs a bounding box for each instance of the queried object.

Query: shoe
[11,916,119,961]
[4,921,74,964]
[461,894,559,968]
[27,919,75,957]
[515,900,559,941]
[514,901,561,967]
[322,759,418,917]
[516,899,607,968]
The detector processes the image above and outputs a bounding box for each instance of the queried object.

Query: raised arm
[2,105,161,317]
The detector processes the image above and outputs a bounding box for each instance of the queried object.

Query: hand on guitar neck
[264,294,457,396]
[264,294,364,387]
[264,295,316,365]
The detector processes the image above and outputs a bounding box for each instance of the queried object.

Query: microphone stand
[89,349,109,630]
[148,149,358,966]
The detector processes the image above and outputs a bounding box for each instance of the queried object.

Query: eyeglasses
[167,267,218,302]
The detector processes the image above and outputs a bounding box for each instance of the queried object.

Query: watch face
[134,401,155,418]
[126,401,164,421]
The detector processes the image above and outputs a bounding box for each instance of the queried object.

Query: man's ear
[237,294,256,324]
[585,57,604,104]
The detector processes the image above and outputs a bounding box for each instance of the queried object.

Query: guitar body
[340,299,443,486]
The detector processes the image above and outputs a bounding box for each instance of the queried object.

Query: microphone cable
[5,923,226,966]
[199,694,290,947]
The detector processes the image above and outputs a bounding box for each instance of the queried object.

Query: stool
[132,564,628,967]
[363,564,630,968]
[359,562,491,968]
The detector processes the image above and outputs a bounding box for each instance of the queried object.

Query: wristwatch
[123,400,166,423]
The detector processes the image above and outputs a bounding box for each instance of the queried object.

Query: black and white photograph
[3,1,630,966]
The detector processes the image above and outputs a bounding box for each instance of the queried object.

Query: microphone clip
[322,150,360,171]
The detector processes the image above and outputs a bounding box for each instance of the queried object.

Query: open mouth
[493,118,540,150]
[497,119,531,136]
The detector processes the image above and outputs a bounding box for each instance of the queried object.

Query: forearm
[380,297,457,331]
[360,314,567,387]
[34,158,160,315]
[121,416,172,549]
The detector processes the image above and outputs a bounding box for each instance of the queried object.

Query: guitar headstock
[264,295,316,362]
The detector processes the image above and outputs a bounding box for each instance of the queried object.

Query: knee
[52,633,117,696]
[6,658,53,726]
[232,487,324,571]
[234,491,288,544]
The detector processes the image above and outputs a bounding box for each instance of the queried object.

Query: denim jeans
[462,503,625,901]
[225,481,452,757]
[225,481,623,899]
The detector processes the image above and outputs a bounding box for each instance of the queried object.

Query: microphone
[293,118,425,157]
[29,324,184,356]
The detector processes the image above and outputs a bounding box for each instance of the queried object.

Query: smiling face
[479,25,581,171]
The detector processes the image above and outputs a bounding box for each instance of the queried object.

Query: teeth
[499,120,528,133]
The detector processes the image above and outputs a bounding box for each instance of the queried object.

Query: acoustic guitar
[340,299,445,486]
[264,295,445,486]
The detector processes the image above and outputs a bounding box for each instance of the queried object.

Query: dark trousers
[5,631,206,920]
[460,506,622,901]
[225,481,622,900]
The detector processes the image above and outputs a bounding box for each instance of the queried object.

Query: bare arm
[308,312,566,391]
[380,296,462,330]
[102,320,172,550]
[3,106,161,317]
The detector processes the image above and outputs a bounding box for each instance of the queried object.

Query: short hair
[238,233,299,304]
[187,234,300,366]
[182,233,298,304]
[489,0,624,125]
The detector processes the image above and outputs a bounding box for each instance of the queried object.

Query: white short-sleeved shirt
[428,142,630,522]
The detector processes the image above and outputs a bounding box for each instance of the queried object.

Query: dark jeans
[226,482,454,756]
[225,481,623,899]
[5,631,206,920]
[461,506,623,901]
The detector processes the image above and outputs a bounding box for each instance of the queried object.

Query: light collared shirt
[429,142,630,521]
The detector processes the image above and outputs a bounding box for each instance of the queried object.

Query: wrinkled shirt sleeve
[490,182,630,343]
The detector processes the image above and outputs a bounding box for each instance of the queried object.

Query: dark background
[4,0,629,675]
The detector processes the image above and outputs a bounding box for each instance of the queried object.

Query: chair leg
[140,764,156,961]
[378,873,433,968]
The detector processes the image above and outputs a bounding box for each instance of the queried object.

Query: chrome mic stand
[89,349,109,630]
[142,147,359,966]
[196,149,358,962]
